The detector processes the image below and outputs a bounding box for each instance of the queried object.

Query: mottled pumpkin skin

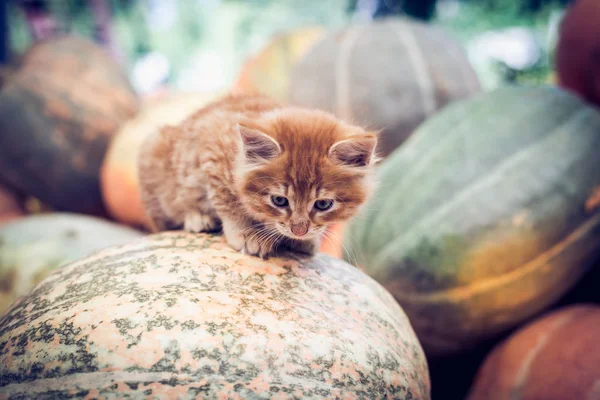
[345,86,600,357]
[0,232,429,399]
[0,36,138,214]
[468,304,600,400]
[0,213,142,316]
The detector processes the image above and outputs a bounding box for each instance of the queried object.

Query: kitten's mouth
[275,223,321,240]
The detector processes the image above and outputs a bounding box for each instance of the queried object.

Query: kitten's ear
[237,123,281,163]
[329,133,378,168]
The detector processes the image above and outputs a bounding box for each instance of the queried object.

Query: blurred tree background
[2,0,574,95]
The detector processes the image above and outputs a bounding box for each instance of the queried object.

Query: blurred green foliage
[347,0,438,20]
[465,0,570,14]
[5,0,569,92]
[438,0,565,87]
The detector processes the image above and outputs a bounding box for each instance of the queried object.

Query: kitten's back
[187,92,282,122]
[138,92,282,231]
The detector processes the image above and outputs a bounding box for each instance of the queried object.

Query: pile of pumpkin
[1,0,600,398]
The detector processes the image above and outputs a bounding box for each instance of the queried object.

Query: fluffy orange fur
[138,92,378,258]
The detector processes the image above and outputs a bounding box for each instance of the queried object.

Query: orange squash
[100,92,220,228]
[320,223,345,258]
[468,304,600,400]
[234,27,325,101]
[0,184,23,225]
[555,0,600,106]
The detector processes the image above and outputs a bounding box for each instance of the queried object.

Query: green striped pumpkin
[0,213,142,315]
[344,86,600,357]
[289,17,481,158]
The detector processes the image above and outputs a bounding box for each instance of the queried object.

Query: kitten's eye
[314,199,334,211]
[271,195,289,207]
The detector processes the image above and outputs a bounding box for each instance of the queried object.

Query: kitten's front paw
[184,211,220,233]
[224,230,244,252]
[222,219,245,253]
[242,234,274,260]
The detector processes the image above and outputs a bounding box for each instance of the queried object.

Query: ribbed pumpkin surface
[0,36,138,214]
[0,232,429,399]
[344,86,600,357]
[289,17,481,158]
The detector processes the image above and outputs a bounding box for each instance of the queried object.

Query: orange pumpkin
[0,183,23,225]
[320,223,345,258]
[100,92,221,228]
[234,27,325,100]
[555,0,600,106]
[468,304,600,400]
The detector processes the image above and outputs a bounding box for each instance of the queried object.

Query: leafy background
[5,0,572,96]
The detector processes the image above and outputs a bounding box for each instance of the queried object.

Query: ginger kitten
[138,92,378,258]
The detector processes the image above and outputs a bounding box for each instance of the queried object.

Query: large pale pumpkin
[344,86,600,357]
[289,17,481,158]
[234,27,325,101]
[100,92,219,228]
[0,213,142,315]
[0,36,138,214]
[0,232,430,399]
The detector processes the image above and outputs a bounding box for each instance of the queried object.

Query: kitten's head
[234,108,378,241]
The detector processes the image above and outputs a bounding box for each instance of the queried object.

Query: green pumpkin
[344,86,600,357]
[0,213,142,315]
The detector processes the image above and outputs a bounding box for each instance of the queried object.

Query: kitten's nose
[291,221,309,236]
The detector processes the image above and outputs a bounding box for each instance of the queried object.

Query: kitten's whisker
[244,223,280,254]
[247,227,270,243]
[239,222,270,235]
[257,223,283,254]
[264,231,280,253]
[273,235,284,253]
[323,229,359,268]
[333,194,346,205]
[323,230,358,266]
[321,233,337,254]
[263,231,283,256]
